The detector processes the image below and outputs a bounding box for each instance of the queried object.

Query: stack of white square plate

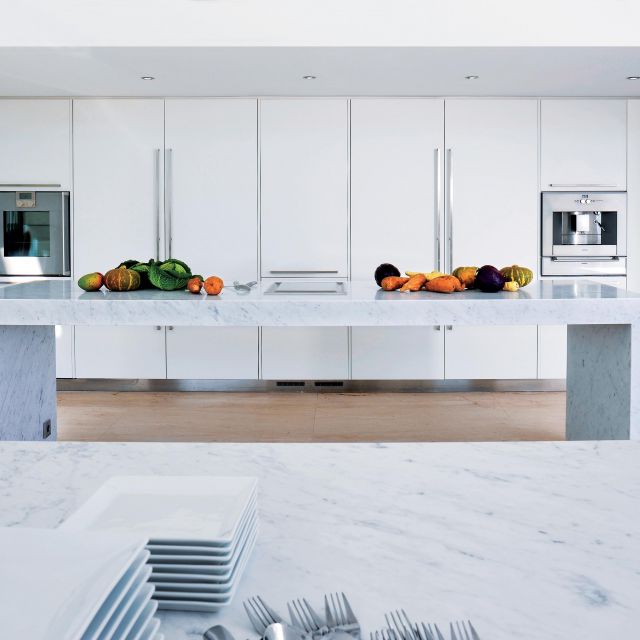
[60,476,258,613]
[0,527,163,640]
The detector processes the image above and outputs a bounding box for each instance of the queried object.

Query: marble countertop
[1,441,638,639]
[0,278,638,326]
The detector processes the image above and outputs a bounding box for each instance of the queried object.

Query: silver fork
[324,593,360,638]
[243,596,286,635]
[449,621,480,640]
[384,610,446,640]
[287,598,329,637]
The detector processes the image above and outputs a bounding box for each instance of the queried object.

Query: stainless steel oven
[0,191,70,276]
[541,191,627,276]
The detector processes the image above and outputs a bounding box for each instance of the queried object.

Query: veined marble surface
[0,441,638,639]
[0,279,638,326]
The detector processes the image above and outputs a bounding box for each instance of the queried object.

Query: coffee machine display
[541,191,627,276]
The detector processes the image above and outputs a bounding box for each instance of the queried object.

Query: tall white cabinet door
[541,100,627,190]
[261,328,349,380]
[0,99,71,189]
[445,99,538,380]
[164,99,259,379]
[260,99,348,278]
[350,99,445,379]
[73,99,166,379]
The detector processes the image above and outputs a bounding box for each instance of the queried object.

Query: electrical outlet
[42,419,52,439]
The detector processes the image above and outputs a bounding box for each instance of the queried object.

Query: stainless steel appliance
[0,191,70,276]
[541,191,627,276]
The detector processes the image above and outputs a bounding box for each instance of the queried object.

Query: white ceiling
[3,0,640,47]
[1,47,640,97]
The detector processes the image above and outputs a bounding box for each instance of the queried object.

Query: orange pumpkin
[204,276,224,296]
[104,266,141,292]
[452,266,478,289]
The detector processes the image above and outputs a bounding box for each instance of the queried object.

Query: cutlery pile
[205,594,482,640]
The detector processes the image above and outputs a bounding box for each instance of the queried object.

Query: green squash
[104,266,141,292]
[500,265,533,287]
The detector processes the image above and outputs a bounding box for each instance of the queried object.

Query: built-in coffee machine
[541,191,627,276]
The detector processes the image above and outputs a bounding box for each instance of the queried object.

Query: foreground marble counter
[1,441,638,640]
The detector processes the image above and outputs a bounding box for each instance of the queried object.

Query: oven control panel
[15,192,36,208]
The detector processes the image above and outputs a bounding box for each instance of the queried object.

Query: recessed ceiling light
[627,76,640,80]
[465,75,480,80]
[302,75,317,80]
[141,76,155,81]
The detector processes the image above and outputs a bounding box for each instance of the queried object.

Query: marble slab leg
[566,323,640,440]
[0,325,57,441]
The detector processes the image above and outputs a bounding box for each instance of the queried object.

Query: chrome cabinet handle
[446,148,453,274]
[0,183,62,187]
[165,148,173,259]
[268,269,339,274]
[434,148,442,272]
[548,183,618,188]
[154,149,161,261]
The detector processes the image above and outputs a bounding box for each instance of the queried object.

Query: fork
[449,621,481,640]
[287,598,330,637]
[324,593,360,638]
[243,596,287,636]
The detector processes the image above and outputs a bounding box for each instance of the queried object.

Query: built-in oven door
[0,192,70,276]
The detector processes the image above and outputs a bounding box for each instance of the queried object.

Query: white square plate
[154,528,257,612]
[148,511,257,573]
[151,525,258,592]
[59,476,257,545]
[0,527,147,640]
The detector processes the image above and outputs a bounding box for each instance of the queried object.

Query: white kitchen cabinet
[261,327,349,380]
[351,327,444,380]
[0,99,71,189]
[541,99,627,191]
[73,99,166,379]
[55,326,74,378]
[164,99,259,379]
[350,99,445,379]
[260,99,348,278]
[166,327,259,379]
[538,277,627,379]
[444,99,538,379]
[75,326,166,379]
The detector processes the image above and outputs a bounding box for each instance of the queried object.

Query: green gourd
[104,266,141,292]
[500,265,534,287]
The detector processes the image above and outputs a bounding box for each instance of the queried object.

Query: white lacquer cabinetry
[444,100,539,379]
[73,99,167,379]
[260,99,349,380]
[164,99,259,379]
[0,99,71,189]
[350,99,445,379]
[541,100,627,191]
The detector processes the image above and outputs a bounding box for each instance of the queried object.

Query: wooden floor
[57,391,566,442]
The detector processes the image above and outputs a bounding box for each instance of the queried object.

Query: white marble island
[1,441,638,640]
[0,279,639,440]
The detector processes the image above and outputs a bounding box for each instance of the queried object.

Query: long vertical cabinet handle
[446,148,453,332]
[154,149,161,262]
[434,148,442,273]
[446,148,453,275]
[165,148,173,259]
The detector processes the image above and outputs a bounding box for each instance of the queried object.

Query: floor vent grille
[276,381,305,387]
[314,381,344,387]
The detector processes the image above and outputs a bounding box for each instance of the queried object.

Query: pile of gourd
[375,263,533,294]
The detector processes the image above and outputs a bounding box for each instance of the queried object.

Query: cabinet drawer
[261,327,349,380]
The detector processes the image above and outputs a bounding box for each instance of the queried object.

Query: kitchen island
[1,440,638,640]
[1,279,639,440]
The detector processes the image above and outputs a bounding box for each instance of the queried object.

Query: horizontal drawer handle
[551,256,620,262]
[269,269,339,274]
[548,183,618,188]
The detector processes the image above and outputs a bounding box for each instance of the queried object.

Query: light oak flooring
[57,391,566,442]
